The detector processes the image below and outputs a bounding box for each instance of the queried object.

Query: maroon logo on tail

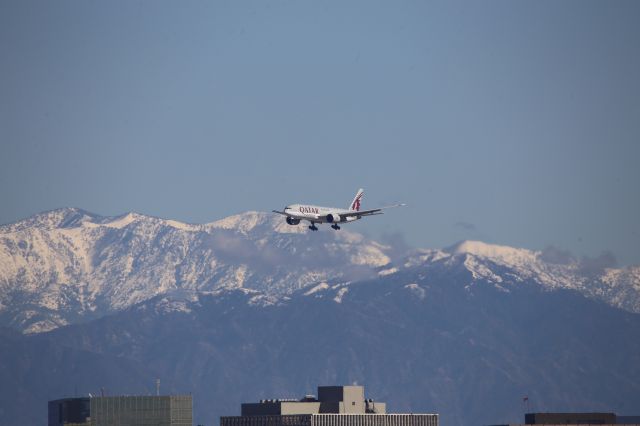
[351,195,362,211]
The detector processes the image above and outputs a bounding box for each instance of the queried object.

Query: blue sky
[1,1,639,264]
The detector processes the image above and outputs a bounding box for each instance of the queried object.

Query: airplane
[272,188,405,231]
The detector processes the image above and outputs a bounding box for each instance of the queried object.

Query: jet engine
[286,217,300,225]
[325,213,341,223]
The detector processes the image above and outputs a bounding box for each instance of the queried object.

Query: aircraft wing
[272,210,288,216]
[340,203,406,218]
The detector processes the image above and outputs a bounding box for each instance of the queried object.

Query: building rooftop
[241,386,386,416]
[490,412,640,426]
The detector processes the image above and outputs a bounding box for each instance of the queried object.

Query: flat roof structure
[48,395,192,426]
[526,413,617,424]
[489,412,640,426]
[222,385,438,426]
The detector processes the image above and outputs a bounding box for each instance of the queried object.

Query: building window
[352,402,356,406]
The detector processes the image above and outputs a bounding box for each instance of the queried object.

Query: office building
[48,398,90,426]
[490,412,640,426]
[48,395,192,426]
[526,413,617,424]
[221,385,438,426]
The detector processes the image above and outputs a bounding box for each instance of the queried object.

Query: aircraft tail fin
[349,188,364,211]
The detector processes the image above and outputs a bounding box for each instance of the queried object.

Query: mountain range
[1,208,639,426]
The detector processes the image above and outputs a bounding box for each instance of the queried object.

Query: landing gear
[331,224,341,230]
[308,222,319,231]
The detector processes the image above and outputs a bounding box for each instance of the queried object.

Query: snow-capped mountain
[0,208,391,333]
[403,240,640,313]
[2,209,640,426]
[1,208,638,334]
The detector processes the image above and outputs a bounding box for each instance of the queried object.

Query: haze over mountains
[1,208,639,426]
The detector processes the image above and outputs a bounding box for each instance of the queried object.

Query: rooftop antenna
[156,379,160,396]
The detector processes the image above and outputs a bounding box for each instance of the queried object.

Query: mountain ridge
[1,208,639,334]
[1,208,640,426]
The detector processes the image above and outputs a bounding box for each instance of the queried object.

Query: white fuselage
[284,204,360,224]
